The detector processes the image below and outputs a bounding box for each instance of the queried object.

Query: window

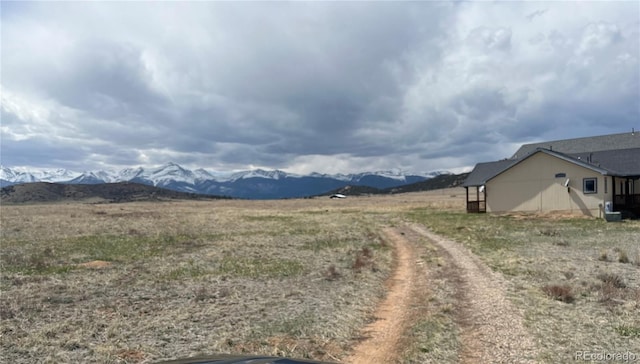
[583,178,597,194]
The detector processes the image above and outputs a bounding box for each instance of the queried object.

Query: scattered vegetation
[407,208,640,362]
[2,190,638,363]
[0,199,399,363]
[218,256,305,279]
[599,249,609,261]
[352,247,374,272]
[323,265,342,281]
[597,272,626,289]
[541,284,575,303]
[616,325,640,338]
[618,250,630,264]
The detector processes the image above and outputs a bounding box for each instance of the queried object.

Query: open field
[407,209,640,363]
[1,189,639,363]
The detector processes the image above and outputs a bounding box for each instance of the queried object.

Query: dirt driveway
[346,223,539,363]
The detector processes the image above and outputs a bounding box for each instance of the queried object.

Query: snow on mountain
[1,166,20,181]
[236,169,298,180]
[215,169,287,182]
[1,164,445,184]
[420,170,451,179]
[193,168,214,180]
[36,169,80,182]
[147,162,197,185]
[117,163,205,185]
[1,163,450,198]
[94,170,118,182]
[352,169,408,182]
[309,172,352,181]
[1,166,80,183]
[68,170,118,184]
[117,167,145,181]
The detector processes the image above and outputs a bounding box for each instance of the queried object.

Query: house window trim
[583,178,597,194]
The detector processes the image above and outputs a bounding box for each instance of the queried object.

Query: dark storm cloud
[1,137,86,169]
[1,1,638,173]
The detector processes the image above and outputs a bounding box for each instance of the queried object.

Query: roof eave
[484,149,610,184]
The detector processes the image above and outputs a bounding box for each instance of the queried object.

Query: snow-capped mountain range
[1,163,448,199]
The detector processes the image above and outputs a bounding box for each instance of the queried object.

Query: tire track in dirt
[344,227,417,364]
[346,224,538,363]
[410,224,538,364]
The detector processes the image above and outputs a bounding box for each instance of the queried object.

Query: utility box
[604,211,621,222]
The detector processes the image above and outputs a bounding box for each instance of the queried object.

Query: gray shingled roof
[464,132,640,187]
[463,147,640,187]
[512,132,640,159]
[462,159,517,187]
[568,148,640,176]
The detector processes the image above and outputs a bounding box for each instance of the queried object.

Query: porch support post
[612,176,616,211]
[465,187,469,212]
[627,178,632,207]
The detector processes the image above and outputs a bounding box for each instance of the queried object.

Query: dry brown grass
[0,190,464,363]
[541,284,575,303]
[0,196,389,362]
[3,188,637,363]
[408,208,640,363]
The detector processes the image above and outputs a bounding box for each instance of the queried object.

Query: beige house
[463,132,640,218]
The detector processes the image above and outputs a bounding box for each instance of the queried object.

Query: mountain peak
[1,164,452,199]
[154,162,184,170]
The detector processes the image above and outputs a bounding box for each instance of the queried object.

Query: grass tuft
[303,237,346,251]
[218,256,304,279]
[323,265,341,281]
[615,325,640,338]
[597,273,626,288]
[618,250,630,264]
[352,247,374,272]
[541,284,575,303]
[598,250,609,261]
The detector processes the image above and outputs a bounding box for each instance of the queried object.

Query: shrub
[618,251,630,264]
[542,284,574,303]
[324,265,341,281]
[598,250,609,261]
[597,273,626,288]
[193,286,210,302]
[352,247,373,272]
[596,273,627,303]
[352,254,368,272]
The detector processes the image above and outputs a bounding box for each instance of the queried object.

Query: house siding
[486,152,611,216]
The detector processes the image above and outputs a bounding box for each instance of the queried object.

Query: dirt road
[344,227,417,364]
[346,223,538,363]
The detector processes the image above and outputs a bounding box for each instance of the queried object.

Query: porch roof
[462,159,516,187]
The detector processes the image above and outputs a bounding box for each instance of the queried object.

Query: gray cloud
[1,1,638,174]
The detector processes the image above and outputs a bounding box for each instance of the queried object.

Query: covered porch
[612,176,640,217]
[465,185,486,213]
[462,159,515,214]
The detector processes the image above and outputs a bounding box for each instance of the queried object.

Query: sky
[1,1,639,175]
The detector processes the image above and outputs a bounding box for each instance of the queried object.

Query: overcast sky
[1,1,639,174]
